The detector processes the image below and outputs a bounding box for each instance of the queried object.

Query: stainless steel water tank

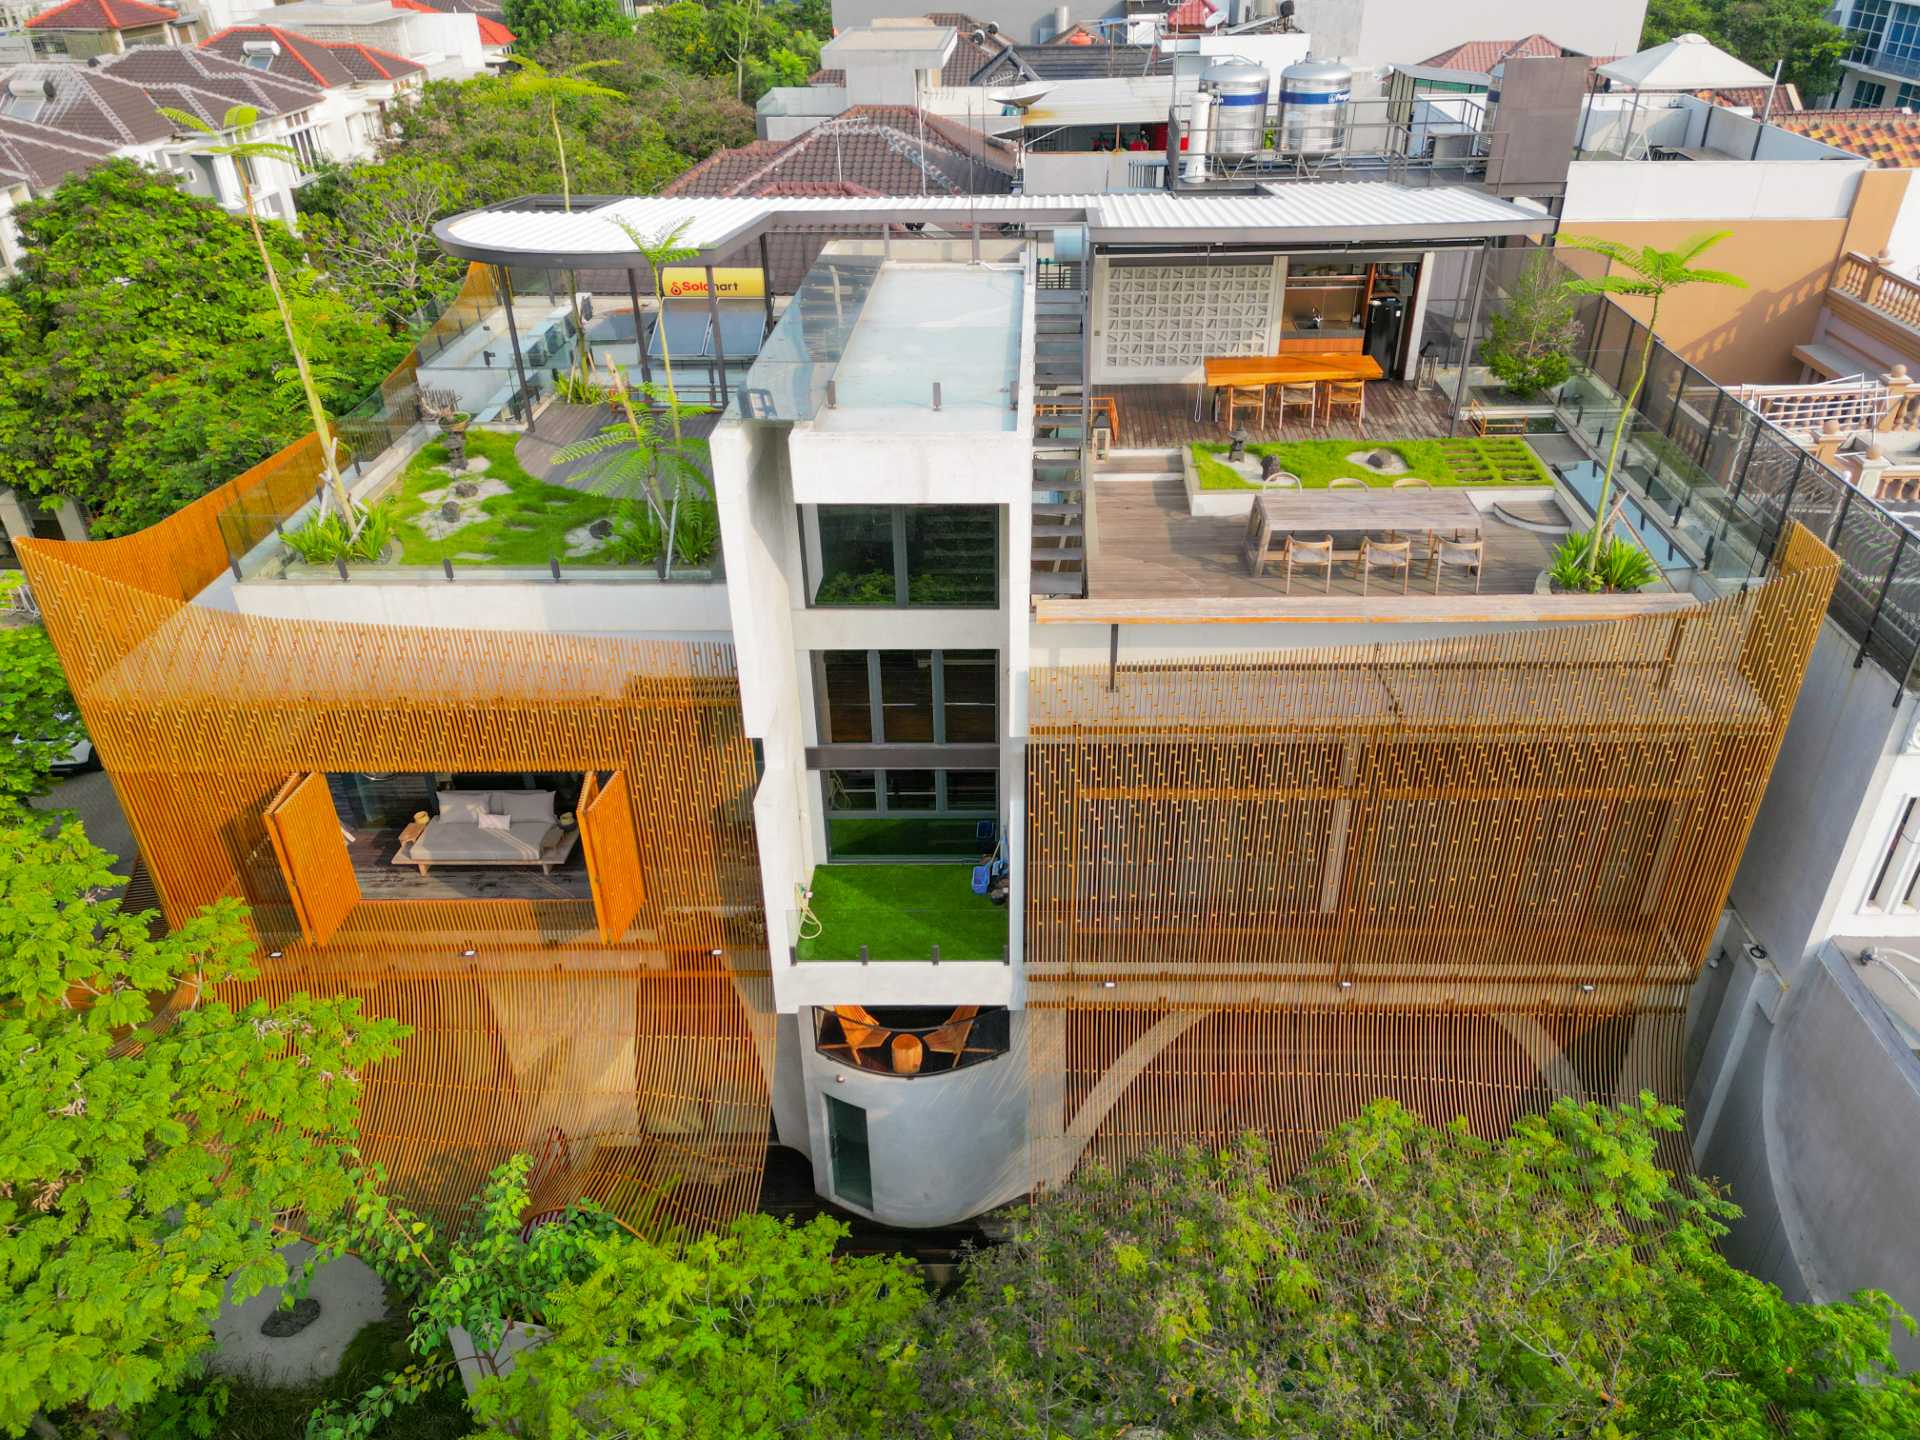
[1203,58,1271,155]
[1279,57,1352,156]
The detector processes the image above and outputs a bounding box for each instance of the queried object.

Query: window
[814,650,998,746]
[287,127,320,175]
[809,504,998,608]
[1855,79,1889,106]
[1850,0,1894,63]
[822,769,997,858]
[1866,797,1920,912]
[1899,82,1920,108]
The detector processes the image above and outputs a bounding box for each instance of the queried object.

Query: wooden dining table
[1196,353,1387,421]
[1244,488,1483,577]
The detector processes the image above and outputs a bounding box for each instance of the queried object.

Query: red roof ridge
[201,25,335,86]
[28,0,181,29]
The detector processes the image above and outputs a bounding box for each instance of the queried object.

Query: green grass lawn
[1192,437,1553,491]
[795,863,1008,962]
[384,430,621,566]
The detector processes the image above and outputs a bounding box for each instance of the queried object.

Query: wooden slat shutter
[263,772,359,946]
[578,770,645,945]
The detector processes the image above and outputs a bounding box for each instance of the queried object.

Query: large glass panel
[716,300,767,358]
[942,651,998,741]
[884,769,937,809]
[823,769,877,811]
[649,305,711,360]
[945,770,998,809]
[817,652,873,742]
[828,814,993,858]
[814,505,896,605]
[905,506,997,606]
[877,652,934,742]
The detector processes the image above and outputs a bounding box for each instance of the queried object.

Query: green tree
[1482,250,1582,398]
[640,0,825,103]
[501,0,632,50]
[534,31,755,159]
[0,813,407,1436]
[302,155,470,332]
[0,577,82,809]
[1642,0,1850,100]
[0,161,402,536]
[921,1099,1920,1440]
[1560,231,1746,582]
[467,1213,926,1440]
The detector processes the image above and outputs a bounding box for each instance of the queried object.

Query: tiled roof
[971,42,1167,84]
[99,46,323,124]
[809,68,844,85]
[663,105,1014,199]
[199,26,424,89]
[1417,35,1581,74]
[1768,108,1920,168]
[1165,0,1216,30]
[0,113,117,188]
[399,0,504,20]
[389,0,513,44]
[26,0,179,30]
[1699,83,1802,111]
[0,64,170,145]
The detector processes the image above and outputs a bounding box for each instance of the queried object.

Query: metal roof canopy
[431,185,1553,270]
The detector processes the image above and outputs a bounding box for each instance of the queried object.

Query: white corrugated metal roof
[436,183,1549,264]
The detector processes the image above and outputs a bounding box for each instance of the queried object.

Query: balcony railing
[1854,46,1920,83]
[1832,250,1920,339]
[812,1004,1009,1077]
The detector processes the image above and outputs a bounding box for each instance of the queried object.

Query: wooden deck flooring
[1096,380,1456,449]
[1087,478,1560,601]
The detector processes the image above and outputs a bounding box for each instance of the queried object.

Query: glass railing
[812,1004,1010,1077]
[733,253,882,422]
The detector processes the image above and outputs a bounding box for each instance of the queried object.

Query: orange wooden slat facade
[263,771,359,947]
[579,770,647,945]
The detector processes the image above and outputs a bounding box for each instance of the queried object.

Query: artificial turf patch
[794,863,1008,962]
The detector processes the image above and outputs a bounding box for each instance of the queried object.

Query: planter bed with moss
[1183,437,1556,518]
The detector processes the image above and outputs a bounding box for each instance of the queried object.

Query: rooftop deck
[1100,379,1454,449]
[1086,476,1561,603]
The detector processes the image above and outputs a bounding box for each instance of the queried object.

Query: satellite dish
[988,83,1053,110]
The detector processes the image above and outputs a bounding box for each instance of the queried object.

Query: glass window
[1900,81,1920,107]
[904,507,997,606]
[877,652,934,742]
[942,650,998,741]
[817,652,873,742]
[945,771,998,809]
[824,769,878,811]
[1855,79,1889,106]
[814,505,896,605]
[885,770,937,810]
[1888,2,1920,65]
[1851,0,1893,63]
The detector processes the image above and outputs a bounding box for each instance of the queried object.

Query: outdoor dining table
[1243,488,1483,577]
[1195,353,1387,421]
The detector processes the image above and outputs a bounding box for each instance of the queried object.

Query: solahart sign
[661,267,765,299]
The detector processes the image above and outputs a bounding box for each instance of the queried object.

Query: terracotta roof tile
[199,25,424,89]
[1416,35,1584,74]
[0,63,170,145]
[662,106,1013,199]
[0,113,117,189]
[98,47,323,125]
[26,0,180,30]
[1769,108,1920,169]
[809,67,845,85]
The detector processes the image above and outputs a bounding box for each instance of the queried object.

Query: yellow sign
[660,267,765,300]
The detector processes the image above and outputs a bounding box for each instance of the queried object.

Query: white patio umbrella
[1596,32,1774,92]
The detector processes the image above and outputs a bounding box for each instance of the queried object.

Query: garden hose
[795,883,822,942]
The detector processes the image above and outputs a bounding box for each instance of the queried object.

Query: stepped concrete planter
[1181,447,1261,518]
[448,1321,550,1394]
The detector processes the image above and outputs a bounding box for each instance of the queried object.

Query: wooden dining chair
[1216,383,1266,428]
[1358,536,1413,595]
[1391,476,1431,489]
[1430,536,1484,593]
[1284,534,1335,594]
[1328,476,1369,490]
[1324,380,1366,424]
[1274,381,1317,426]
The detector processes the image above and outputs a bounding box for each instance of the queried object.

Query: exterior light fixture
[268,949,284,959]
[461,946,477,958]
[710,948,724,957]
[1579,983,1596,993]
[834,1074,847,1084]
[1337,980,1353,990]
[1101,980,1117,989]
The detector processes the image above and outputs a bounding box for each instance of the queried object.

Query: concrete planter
[448,1320,551,1394]
[1181,446,1260,518]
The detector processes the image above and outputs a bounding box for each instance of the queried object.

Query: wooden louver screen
[263,772,359,947]
[579,770,646,945]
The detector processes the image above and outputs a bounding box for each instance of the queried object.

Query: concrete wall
[1556,165,1908,385]
[227,574,732,639]
[1727,620,1909,976]
[1691,938,1920,1367]
[796,1007,1031,1225]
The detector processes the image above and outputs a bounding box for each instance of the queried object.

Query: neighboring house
[0,107,114,266]
[24,0,193,61]
[1836,0,1920,110]
[0,50,321,257]
[231,0,511,81]
[199,23,425,161]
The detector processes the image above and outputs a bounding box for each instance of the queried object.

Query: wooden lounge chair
[925,1005,994,1067]
[1216,383,1266,428]
[1274,381,1317,426]
[831,1005,889,1067]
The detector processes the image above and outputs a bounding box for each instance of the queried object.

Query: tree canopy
[640,0,828,103]
[501,0,632,50]
[0,576,82,809]
[918,1099,1920,1439]
[1642,0,1850,99]
[0,162,405,537]
[0,813,406,1434]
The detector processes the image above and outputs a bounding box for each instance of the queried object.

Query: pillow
[476,811,512,832]
[493,789,557,824]
[437,790,492,823]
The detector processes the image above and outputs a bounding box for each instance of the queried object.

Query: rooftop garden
[794,863,1008,962]
[1191,437,1553,491]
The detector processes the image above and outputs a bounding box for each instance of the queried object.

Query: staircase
[1030,278,1090,599]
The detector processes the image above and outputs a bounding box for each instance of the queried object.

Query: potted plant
[419,387,474,471]
[1483,250,1582,400]
[1543,529,1658,594]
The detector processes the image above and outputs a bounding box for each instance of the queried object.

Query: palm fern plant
[162,104,357,528]
[551,356,712,578]
[1560,232,1746,581]
[504,57,622,387]
[615,218,699,429]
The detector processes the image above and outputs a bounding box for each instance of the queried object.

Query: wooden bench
[1466,400,1528,437]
